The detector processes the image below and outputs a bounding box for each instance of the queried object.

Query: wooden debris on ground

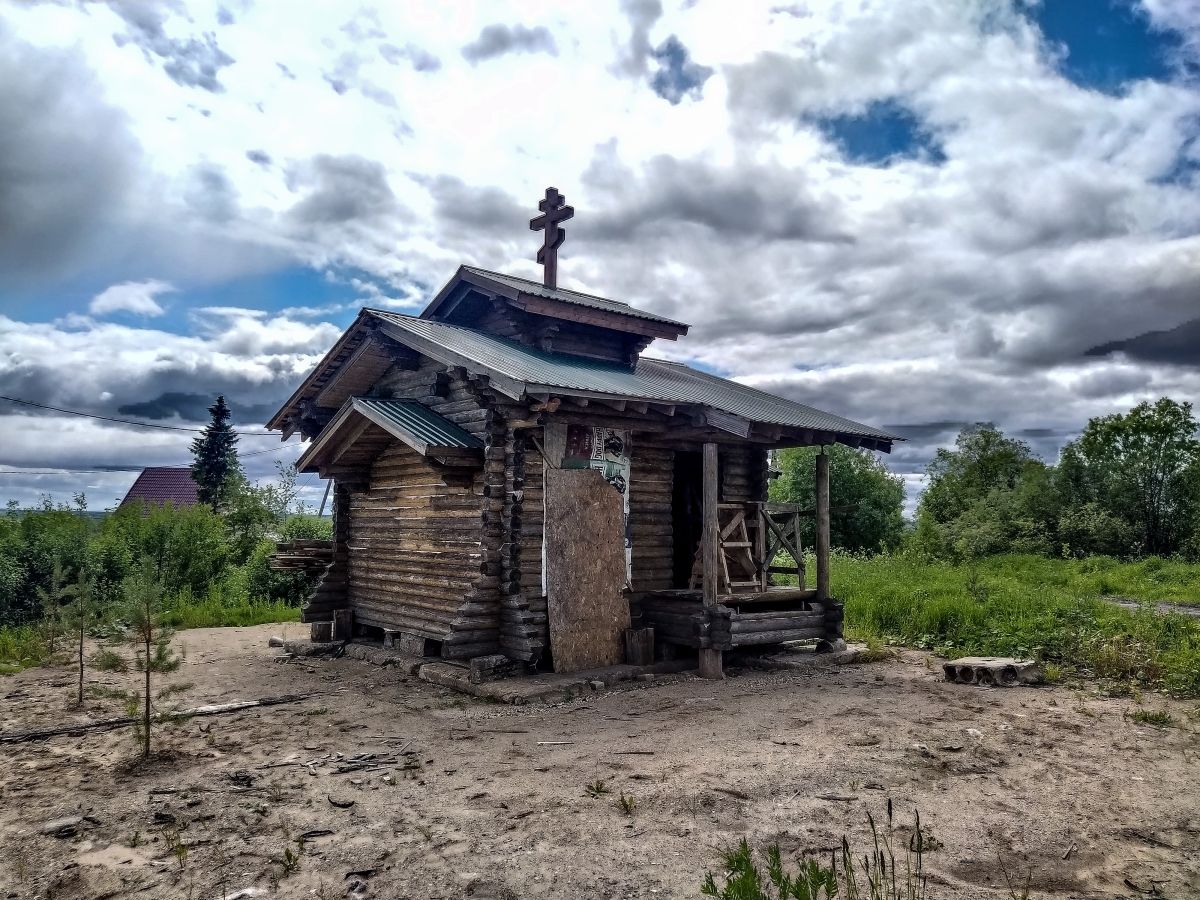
[0,693,315,745]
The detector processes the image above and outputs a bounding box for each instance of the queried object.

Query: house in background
[118,467,200,510]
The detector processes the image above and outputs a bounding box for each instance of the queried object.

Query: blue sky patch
[177,266,361,321]
[820,100,946,165]
[649,35,713,105]
[1030,0,1185,91]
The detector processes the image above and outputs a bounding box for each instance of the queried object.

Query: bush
[1,476,324,640]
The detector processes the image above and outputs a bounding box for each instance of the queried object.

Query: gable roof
[421,265,689,337]
[119,467,199,509]
[371,311,898,449]
[454,266,688,328]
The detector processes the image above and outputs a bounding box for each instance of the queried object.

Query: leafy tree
[770,445,905,553]
[914,424,1053,560]
[190,395,240,509]
[919,424,1042,524]
[1058,398,1200,556]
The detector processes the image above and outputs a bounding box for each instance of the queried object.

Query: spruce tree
[190,395,240,509]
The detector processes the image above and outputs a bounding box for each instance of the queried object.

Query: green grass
[828,552,1200,697]
[0,624,55,674]
[162,595,301,630]
[1128,708,1175,728]
[1,595,299,674]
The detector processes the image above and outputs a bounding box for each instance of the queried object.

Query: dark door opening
[671,450,703,588]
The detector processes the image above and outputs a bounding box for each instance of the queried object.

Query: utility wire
[0,470,140,475]
[0,442,298,474]
[0,394,278,436]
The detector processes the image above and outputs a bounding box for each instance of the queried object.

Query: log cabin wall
[374,359,490,440]
[629,441,674,592]
[340,355,504,659]
[471,303,643,365]
[346,443,484,646]
[720,444,769,505]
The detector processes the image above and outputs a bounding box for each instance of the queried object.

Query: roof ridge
[462,265,635,308]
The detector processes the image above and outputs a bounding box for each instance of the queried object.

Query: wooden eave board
[267,311,375,430]
[314,337,399,410]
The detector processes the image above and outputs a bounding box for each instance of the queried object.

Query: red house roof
[119,467,200,509]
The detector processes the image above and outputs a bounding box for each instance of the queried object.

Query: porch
[672,442,838,676]
[633,587,843,651]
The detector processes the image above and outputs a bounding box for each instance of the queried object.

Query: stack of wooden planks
[269,540,334,573]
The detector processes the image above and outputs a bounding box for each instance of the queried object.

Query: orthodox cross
[529,186,574,289]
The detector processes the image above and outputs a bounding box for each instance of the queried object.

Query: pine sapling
[123,569,183,756]
[35,561,74,658]
[75,574,93,704]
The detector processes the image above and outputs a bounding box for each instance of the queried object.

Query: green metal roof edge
[352,398,484,450]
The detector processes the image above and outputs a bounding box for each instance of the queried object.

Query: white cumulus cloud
[88,279,176,317]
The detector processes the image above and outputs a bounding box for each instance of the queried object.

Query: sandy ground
[0,624,1197,900]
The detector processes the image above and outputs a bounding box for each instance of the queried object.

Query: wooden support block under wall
[698,648,724,679]
[624,627,654,666]
[332,609,352,641]
[397,631,437,657]
[311,621,333,642]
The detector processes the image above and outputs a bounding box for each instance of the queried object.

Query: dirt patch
[1,623,1197,899]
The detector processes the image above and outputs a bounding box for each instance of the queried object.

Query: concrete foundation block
[943,656,1042,687]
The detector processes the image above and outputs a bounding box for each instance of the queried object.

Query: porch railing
[758,502,806,589]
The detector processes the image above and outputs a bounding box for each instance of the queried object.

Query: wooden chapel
[268,187,898,678]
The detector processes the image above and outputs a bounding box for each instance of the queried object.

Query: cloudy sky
[1,0,1198,513]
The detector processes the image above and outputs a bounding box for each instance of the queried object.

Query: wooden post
[755,504,768,590]
[699,441,724,679]
[815,449,830,602]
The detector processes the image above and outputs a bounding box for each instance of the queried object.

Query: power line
[0,442,297,474]
[0,469,140,475]
[0,394,277,436]
[244,443,296,457]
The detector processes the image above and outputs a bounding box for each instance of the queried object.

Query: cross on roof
[528,186,574,289]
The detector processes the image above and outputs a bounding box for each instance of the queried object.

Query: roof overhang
[374,320,896,452]
[267,309,378,433]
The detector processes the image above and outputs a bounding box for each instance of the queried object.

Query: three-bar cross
[529,187,574,289]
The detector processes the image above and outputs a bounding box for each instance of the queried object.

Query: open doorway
[671,450,703,587]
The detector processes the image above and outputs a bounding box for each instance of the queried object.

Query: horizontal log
[729,626,825,645]
[348,583,468,608]
[729,614,825,633]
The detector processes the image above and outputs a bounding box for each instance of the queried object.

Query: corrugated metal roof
[352,398,483,450]
[460,266,688,329]
[119,467,199,508]
[373,312,898,443]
